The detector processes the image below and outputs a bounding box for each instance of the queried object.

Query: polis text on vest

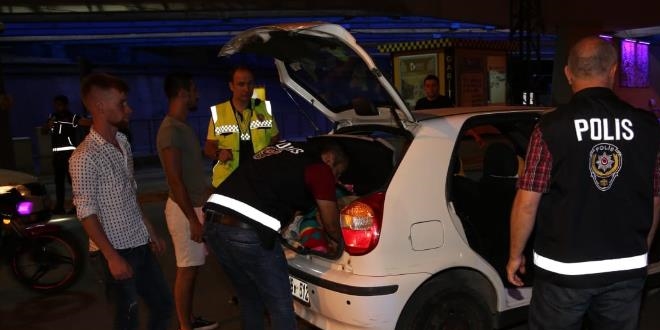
[574,118,634,142]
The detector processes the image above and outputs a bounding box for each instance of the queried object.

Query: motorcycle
[0,187,84,293]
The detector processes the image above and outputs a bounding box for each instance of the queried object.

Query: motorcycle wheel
[10,231,84,293]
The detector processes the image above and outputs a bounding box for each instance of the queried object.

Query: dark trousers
[529,277,645,330]
[53,150,73,211]
[90,244,173,330]
[204,221,297,330]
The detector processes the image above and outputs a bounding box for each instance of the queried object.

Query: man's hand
[217,149,233,163]
[189,219,203,243]
[107,254,133,280]
[149,234,167,255]
[41,118,55,134]
[506,254,526,287]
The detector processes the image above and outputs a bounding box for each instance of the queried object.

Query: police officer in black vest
[43,95,89,214]
[507,36,660,330]
[203,140,347,330]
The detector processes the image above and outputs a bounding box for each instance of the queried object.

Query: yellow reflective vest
[206,99,279,187]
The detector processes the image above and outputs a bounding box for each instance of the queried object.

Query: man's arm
[305,163,342,248]
[81,214,133,280]
[649,196,660,248]
[507,189,542,287]
[203,139,217,160]
[139,209,167,255]
[41,115,54,134]
[204,118,233,162]
[204,118,219,159]
[649,150,660,248]
[316,199,341,242]
[160,146,203,243]
[204,139,233,163]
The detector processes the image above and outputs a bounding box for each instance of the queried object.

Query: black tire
[396,277,493,330]
[10,231,84,293]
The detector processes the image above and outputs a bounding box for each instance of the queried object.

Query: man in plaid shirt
[507,36,660,330]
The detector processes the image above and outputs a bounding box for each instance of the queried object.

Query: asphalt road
[2,174,660,329]
[0,201,252,330]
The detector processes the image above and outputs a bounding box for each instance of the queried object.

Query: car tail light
[340,192,385,256]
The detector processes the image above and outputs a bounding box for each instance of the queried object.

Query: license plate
[289,275,309,303]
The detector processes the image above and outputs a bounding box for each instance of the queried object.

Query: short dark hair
[567,36,618,79]
[228,65,253,83]
[164,72,193,100]
[81,73,129,99]
[423,74,440,84]
[53,94,69,105]
[320,141,349,166]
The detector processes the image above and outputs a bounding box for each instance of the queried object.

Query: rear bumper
[287,264,428,330]
[289,266,398,296]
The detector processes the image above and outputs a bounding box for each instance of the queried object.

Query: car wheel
[10,231,84,293]
[396,277,493,330]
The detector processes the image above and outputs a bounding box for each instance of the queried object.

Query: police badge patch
[589,143,622,191]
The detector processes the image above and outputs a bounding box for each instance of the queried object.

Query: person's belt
[207,211,253,230]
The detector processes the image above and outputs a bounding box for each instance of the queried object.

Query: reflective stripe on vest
[215,124,239,136]
[250,119,273,129]
[210,105,218,124]
[53,146,76,152]
[533,251,647,275]
[211,105,242,136]
[265,100,272,115]
[207,193,281,232]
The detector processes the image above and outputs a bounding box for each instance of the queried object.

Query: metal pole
[0,21,16,169]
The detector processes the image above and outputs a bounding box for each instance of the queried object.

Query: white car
[221,23,660,330]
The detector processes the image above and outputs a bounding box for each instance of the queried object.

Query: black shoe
[191,316,218,330]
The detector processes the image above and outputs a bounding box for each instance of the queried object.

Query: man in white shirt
[70,72,173,330]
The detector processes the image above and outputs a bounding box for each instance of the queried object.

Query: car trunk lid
[218,22,415,131]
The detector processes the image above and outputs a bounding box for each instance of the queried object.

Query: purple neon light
[17,201,33,215]
[620,39,649,88]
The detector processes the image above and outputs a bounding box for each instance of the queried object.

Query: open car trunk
[219,23,415,259]
[282,129,409,259]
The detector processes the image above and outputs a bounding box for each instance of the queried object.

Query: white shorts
[164,198,206,267]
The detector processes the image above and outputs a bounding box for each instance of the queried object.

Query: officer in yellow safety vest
[204,66,280,187]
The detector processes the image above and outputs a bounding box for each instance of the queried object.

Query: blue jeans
[204,221,296,330]
[90,244,173,330]
[529,277,645,330]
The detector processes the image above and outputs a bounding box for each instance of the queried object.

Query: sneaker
[192,316,218,330]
